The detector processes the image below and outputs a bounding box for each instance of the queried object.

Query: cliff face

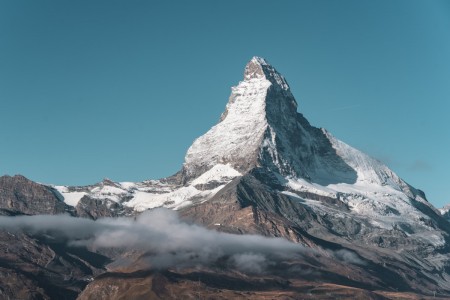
[0,175,72,215]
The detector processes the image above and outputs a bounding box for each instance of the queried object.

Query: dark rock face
[260,82,358,184]
[0,266,49,300]
[77,269,395,300]
[0,229,110,300]
[0,175,73,215]
[75,196,133,220]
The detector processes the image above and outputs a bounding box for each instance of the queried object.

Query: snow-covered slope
[440,204,450,221]
[183,57,274,179]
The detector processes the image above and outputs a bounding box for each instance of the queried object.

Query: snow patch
[89,185,128,202]
[191,164,241,185]
[54,186,86,206]
[124,185,225,212]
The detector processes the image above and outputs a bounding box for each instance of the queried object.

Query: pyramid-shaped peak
[183,57,299,181]
[244,56,290,90]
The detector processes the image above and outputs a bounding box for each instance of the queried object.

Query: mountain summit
[183,57,350,183]
[243,56,290,89]
[182,56,294,180]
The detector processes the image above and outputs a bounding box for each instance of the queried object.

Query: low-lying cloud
[0,209,365,273]
[0,209,306,273]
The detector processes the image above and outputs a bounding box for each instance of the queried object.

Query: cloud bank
[0,209,306,273]
[0,209,365,273]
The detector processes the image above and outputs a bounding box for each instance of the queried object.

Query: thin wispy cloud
[408,160,432,172]
[371,153,432,173]
[327,103,363,112]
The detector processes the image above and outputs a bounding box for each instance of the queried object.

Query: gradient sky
[0,1,449,207]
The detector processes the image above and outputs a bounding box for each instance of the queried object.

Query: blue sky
[0,1,449,207]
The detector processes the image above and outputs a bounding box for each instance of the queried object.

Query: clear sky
[0,1,449,207]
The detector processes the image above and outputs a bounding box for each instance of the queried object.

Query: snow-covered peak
[243,56,266,80]
[244,56,290,90]
[182,57,301,181]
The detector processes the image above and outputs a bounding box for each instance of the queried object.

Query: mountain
[1,57,450,299]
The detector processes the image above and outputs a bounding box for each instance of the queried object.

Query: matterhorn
[1,57,450,299]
